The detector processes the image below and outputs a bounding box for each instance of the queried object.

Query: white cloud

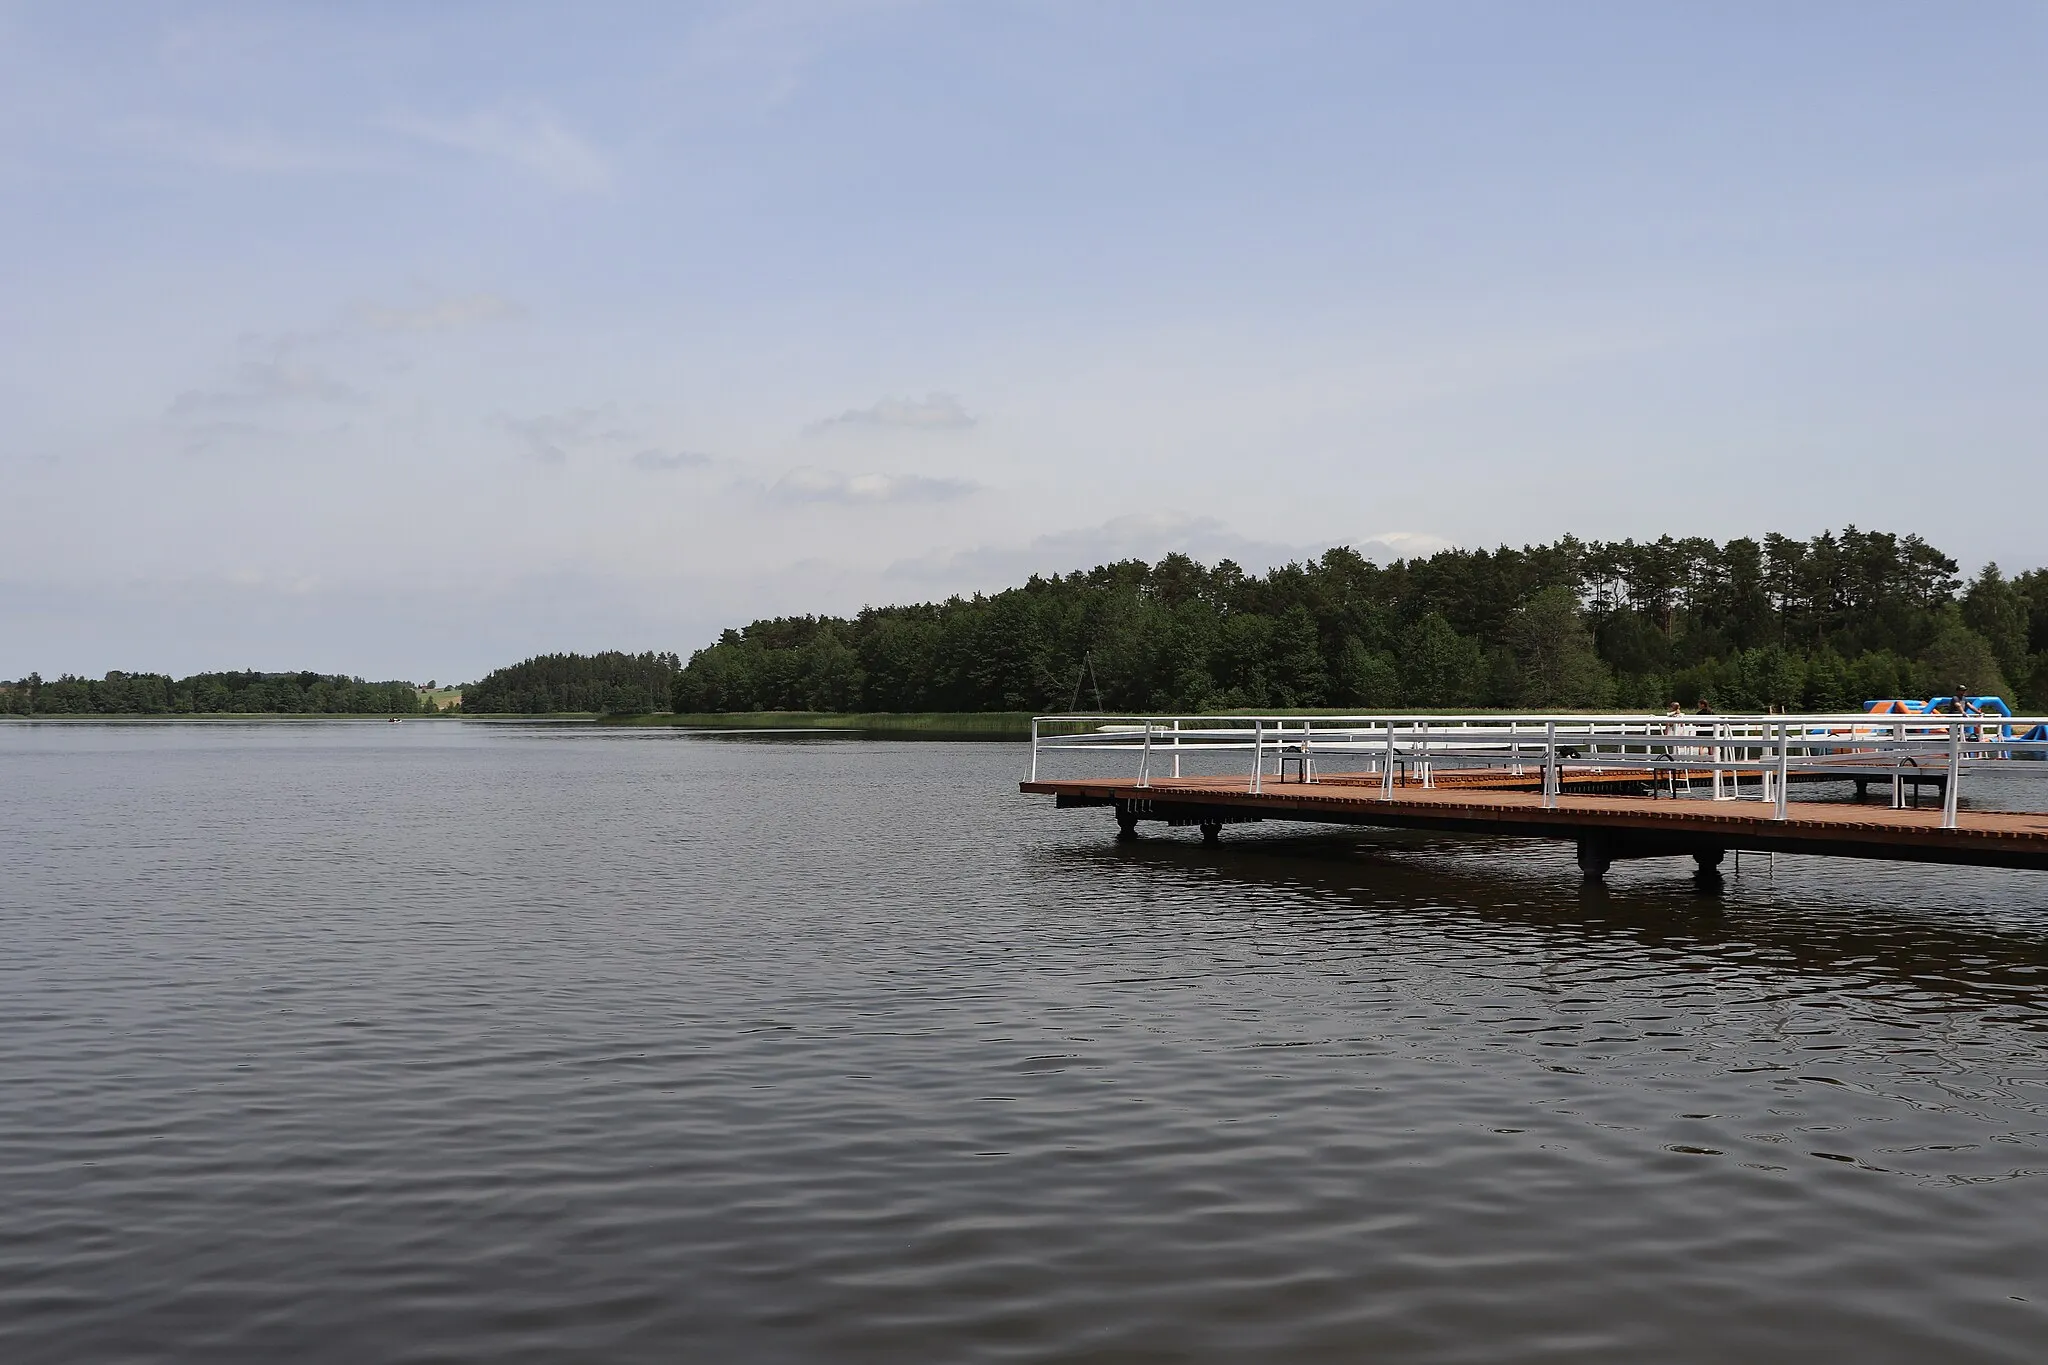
[806,392,976,433]
[631,448,712,471]
[387,107,610,191]
[767,467,977,504]
[359,293,524,332]
[114,117,369,174]
[1365,530,1457,559]
[884,514,1451,590]
[497,408,610,464]
[173,418,271,456]
[169,360,364,414]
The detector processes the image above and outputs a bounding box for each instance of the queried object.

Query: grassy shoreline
[0,711,1032,734]
[617,711,1035,737]
[613,708,1574,737]
[0,712,468,722]
[6,708,1652,734]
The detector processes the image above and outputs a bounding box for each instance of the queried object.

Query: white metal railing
[1027,711,2048,830]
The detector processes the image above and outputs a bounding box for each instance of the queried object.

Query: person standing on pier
[1662,702,1688,797]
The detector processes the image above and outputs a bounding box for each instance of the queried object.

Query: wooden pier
[1022,773,2048,876]
[1024,712,2048,880]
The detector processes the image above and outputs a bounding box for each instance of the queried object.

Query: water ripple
[2,723,2046,1362]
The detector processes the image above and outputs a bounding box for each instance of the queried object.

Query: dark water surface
[4,722,2047,1363]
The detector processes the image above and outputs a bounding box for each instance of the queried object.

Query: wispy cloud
[386,107,610,191]
[497,408,607,465]
[170,360,364,414]
[630,448,711,471]
[806,392,976,434]
[359,293,524,332]
[174,418,271,456]
[1365,530,1457,559]
[677,1,833,114]
[114,117,370,174]
[767,467,978,505]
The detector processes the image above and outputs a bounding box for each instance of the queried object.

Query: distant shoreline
[615,711,1034,737]
[3,707,1673,738]
[0,713,472,722]
[0,711,1031,734]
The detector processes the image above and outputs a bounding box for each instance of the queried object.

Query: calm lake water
[3,721,2046,1363]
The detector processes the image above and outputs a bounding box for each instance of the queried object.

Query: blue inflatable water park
[1864,695,2048,751]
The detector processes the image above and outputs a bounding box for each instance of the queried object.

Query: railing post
[1303,719,1314,783]
[1139,719,1152,788]
[1942,717,1962,829]
[1251,719,1263,795]
[1382,719,1396,798]
[1030,716,1039,781]
[1172,718,1181,779]
[1892,719,1905,808]
[1543,720,1557,809]
[1419,720,1432,789]
[1774,719,1791,820]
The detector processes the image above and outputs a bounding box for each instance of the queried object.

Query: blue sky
[3,2,2045,681]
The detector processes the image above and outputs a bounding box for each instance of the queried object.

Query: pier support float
[1576,839,1611,881]
[1084,794,1264,842]
[1692,846,1726,889]
[1576,832,1729,885]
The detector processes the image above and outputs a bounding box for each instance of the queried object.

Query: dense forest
[667,529,2048,715]
[13,531,2042,719]
[461,651,679,715]
[0,670,425,716]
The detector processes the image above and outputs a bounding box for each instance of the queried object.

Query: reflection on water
[1,723,2044,1364]
[1076,827,2048,1026]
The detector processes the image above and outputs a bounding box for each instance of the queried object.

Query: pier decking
[1023,712,2048,879]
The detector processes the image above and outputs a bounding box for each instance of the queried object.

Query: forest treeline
[0,670,425,716]
[13,530,2043,719]
[460,651,680,715]
[664,529,2048,715]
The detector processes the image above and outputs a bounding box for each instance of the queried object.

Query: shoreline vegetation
[9,530,2045,723]
[629,711,1034,736]
[468,529,2047,721]
[0,708,1640,746]
[0,712,462,722]
[662,530,2047,716]
[0,670,439,718]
